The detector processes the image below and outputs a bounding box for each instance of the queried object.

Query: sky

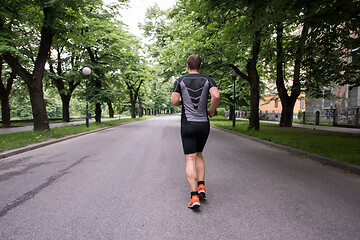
[107,0,178,39]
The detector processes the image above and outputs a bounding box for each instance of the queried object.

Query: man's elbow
[212,93,220,101]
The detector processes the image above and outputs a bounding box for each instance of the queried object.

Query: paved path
[0,115,359,239]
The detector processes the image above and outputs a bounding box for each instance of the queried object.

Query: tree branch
[229,64,249,82]
[3,52,32,84]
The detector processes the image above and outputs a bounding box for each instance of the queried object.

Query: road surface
[1,115,359,239]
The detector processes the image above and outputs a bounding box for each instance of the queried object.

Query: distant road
[1,115,359,239]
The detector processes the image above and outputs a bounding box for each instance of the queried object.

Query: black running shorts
[181,120,210,155]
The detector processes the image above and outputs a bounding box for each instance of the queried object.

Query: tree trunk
[130,100,136,118]
[94,78,102,123]
[0,94,11,127]
[28,79,50,131]
[107,102,114,117]
[247,36,261,130]
[95,103,101,122]
[61,95,71,122]
[280,100,296,127]
[276,23,291,127]
[130,90,137,119]
[0,59,14,127]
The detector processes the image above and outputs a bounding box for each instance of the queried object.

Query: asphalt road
[0,115,359,239]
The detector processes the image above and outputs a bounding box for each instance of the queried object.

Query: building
[259,93,306,120]
[305,45,359,126]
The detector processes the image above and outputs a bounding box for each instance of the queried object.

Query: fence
[302,108,360,128]
[224,107,360,128]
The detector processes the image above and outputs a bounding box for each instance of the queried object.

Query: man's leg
[185,153,198,192]
[196,152,205,182]
[186,153,201,208]
[196,152,206,199]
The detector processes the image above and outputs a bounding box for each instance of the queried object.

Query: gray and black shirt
[173,73,217,122]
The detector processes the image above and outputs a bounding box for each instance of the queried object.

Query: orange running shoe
[188,195,200,208]
[197,184,206,199]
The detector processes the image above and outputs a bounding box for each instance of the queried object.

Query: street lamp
[138,90,141,119]
[82,67,91,128]
[231,69,238,128]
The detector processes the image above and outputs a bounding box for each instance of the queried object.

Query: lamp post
[138,90,141,118]
[82,67,91,128]
[231,69,238,128]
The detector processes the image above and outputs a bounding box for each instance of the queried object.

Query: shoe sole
[198,190,206,199]
[188,202,200,208]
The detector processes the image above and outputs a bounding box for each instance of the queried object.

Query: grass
[0,118,85,128]
[210,116,360,166]
[0,117,141,153]
[293,119,334,126]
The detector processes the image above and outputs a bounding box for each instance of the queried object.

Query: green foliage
[216,108,226,117]
[2,0,358,129]
[298,110,303,121]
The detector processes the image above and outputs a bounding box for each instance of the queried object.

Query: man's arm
[208,87,220,118]
[171,92,181,106]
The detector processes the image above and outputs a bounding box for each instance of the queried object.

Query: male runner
[171,54,220,208]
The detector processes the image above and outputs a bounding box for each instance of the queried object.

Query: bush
[216,108,226,117]
[298,110,303,121]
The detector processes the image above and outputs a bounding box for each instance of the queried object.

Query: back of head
[187,54,201,70]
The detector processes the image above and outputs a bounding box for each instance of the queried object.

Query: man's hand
[208,109,215,118]
[171,92,181,106]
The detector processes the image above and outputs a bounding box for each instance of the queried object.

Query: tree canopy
[1,0,359,131]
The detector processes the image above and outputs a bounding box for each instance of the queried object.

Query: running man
[171,54,220,208]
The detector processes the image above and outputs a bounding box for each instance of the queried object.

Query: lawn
[0,117,140,153]
[210,116,360,166]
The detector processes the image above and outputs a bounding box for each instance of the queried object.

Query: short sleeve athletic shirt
[173,73,217,122]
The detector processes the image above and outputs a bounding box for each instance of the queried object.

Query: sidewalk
[237,118,360,135]
[0,117,127,135]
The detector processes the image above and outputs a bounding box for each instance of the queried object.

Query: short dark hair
[187,54,201,70]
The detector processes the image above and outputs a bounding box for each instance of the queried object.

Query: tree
[1,1,55,130]
[0,57,15,127]
[48,48,82,122]
[302,0,360,91]
[79,1,129,122]
[121,56,147,118]
[161,0,271,130]
[270,0,360,127]
[1,0,103,131]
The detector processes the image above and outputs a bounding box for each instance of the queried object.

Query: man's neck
[188,69,199,74]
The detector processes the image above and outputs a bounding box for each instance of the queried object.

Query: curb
[0,120,140,160]
[211,125,360,175]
